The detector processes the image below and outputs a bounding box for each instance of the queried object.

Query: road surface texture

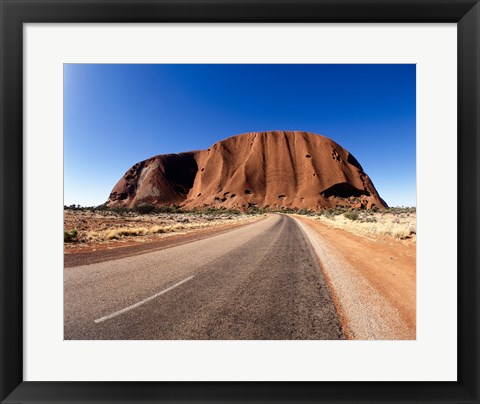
[64,214,345,340]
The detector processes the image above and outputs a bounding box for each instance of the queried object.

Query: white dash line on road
[94,276,194,324]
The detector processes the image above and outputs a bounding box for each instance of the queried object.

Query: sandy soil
[296,216,416,340]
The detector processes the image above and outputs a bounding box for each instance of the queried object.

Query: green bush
[94,204,108,211]
[245,206,267,215]
[134,203,156,214]
[281,207,296,214]
[223,209,241,215]
[343,211,359,221]
[110,206,130,215]
[64,229,78,242]
[323,206,348,218]
[153,205,183,214]
[297,208,314,215]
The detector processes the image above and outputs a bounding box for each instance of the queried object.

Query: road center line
[94,276,194,323]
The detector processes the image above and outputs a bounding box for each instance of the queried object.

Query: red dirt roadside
[297,216,416,338]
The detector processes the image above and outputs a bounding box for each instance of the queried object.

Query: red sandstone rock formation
[107,131,387,211]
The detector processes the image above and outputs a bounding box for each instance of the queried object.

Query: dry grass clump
[315,209,416,242]
[105,227,148,240]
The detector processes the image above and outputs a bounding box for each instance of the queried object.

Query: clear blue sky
[64,64,416,207]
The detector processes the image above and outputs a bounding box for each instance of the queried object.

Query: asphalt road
[64,214,344,340]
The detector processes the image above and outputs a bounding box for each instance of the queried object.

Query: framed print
[1,0,479,403]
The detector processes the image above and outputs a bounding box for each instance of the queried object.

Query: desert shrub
[199,206,242,215]
[245,206,267,215]
[281,207,296,214]
[64,229,78,242]
[134,203,156,214]
[154,205,183,214]
[323,206,348,218]
[171,205,182,213]
[223,209,241,215]
[110,206,130,215]
[154,205,174,213]
[206,207,221,214]
[388,206,416,215]
[94,204,108,211]
[297,208,314,215]
[344,211,359,221]
[65,204,82,210]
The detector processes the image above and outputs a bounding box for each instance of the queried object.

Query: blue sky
[64,64,416,207]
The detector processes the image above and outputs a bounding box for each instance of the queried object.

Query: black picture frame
[1,1,479,403]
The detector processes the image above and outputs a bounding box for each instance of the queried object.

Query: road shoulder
[293,215,416,340]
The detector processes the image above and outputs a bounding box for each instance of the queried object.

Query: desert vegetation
[64,229,78,242]
[64,204,263,249]
[311,207,416,241]
[64,203,415,249]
